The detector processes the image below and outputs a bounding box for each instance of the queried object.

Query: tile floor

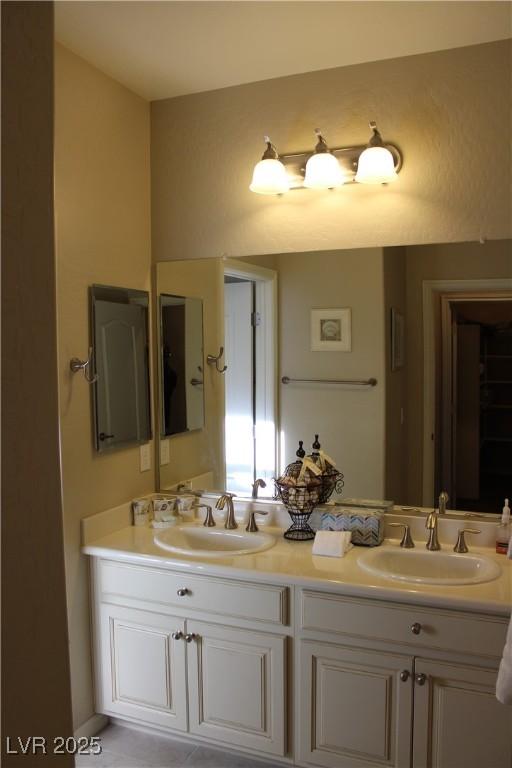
[76,724,278,768]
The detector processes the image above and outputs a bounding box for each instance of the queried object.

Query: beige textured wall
[2,4,74,761]
[246,249,387,498]
[157,259,225,489]
[383,248,407,502]
[405,239,512,504]
[151,41,511,262]
[55,44,152,729]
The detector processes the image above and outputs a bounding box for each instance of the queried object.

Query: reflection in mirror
[160,294,204,436]
[91,285,151,452]
[155,240,512,513]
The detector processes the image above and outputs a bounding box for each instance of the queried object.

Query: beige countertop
[83,519,512,617]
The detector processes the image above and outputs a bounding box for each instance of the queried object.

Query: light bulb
[355,122,398,184]
[249,137,289,195]
[303,130,345,189]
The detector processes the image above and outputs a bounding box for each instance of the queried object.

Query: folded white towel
[312,530,353,558]
[496,613,512,705]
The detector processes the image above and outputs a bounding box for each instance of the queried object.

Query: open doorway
[439,295,512,512]
[223,260,277,495]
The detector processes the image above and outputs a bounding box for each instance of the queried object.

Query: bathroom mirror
[91,285,151,452]
[155,241,512,513]
[160,294,205,436]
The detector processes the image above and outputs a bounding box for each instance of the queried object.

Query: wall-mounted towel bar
[281,376,377,387]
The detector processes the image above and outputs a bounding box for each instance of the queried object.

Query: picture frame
[391,308,405,370]
[311,308,351,352]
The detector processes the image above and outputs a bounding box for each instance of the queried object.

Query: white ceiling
[55,1,512,101]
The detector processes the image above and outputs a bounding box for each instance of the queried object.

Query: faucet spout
[215,493,238,529]
[438,491,449,515]
[425,511,441,551]
[252,478,267,498]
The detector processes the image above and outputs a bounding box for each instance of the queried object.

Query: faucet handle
[453,528,481,554]
[197,504,215,527]
[246,509,268,533]
[389,522,415,548]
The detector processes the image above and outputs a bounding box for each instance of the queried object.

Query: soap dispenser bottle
[496,498,511,554]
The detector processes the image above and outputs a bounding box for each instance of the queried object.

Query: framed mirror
[159,294,205,436]
[90,285,151,452]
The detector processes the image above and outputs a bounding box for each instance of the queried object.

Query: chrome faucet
[425,510,441,551]
[215,493,237,529]
[438,491,449,514]
[252,478,267,498]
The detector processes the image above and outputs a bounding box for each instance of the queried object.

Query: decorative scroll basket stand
[274,466,344,541]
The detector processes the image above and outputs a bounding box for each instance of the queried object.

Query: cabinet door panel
[98,605,187,731]
[186,620,286,756]
[299,640,413,768]
[413,658,512,768]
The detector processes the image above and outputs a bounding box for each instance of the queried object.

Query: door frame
[422,279,512,506]
[223,258,279,484]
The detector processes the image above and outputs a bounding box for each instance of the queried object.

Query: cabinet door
[413,658,512,768]
[98,604,187,731]
[186,620,286,756]
[299,639,413,768]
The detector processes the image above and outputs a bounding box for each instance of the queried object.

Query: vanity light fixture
[355,121,399,184]
[249,136,290,195]
[303,130,346,189]
[249,122,402,194]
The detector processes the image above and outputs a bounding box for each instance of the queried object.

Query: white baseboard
[74,713,109,739]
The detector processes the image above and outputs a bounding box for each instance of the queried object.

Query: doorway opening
[439,294,512,512]
[223,261,277,495]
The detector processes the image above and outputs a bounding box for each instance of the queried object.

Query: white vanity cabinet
[298,589,512,768]
[91,559,289,758]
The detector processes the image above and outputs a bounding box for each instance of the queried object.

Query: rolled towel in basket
[312,530,352,558]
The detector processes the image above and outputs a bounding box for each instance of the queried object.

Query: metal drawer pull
[400,670,410,682]
[171,631,183,640]
[177,588,189,597]
[415,673,427,686]
[410,622,422,635]
[184,633,198,643]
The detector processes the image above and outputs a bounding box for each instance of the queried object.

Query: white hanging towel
[496,613,512,705]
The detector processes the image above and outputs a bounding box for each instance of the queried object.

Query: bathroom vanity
[84,505,512,768]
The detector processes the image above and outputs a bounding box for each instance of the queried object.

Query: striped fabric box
[310,506,384,546]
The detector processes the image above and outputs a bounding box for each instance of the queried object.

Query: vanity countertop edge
[82,523,512,618]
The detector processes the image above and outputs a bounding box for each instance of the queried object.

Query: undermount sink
[358,546,502,586]
[154,524,276,558]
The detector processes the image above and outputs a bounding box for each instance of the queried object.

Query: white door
[224,281,254,493]
[412,658,512,768]
[299,640,413,768]
[98,604,187,731]
[186,619,286,756]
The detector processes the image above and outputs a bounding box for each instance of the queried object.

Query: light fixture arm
[368,121,385,147]
[313,129,330,154]
[261,135,279,160]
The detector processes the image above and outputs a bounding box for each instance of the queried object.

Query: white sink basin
[154,524,276,558]
[358,546,501,586]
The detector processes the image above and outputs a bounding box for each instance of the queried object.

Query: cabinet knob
[400,670,410,682]
[184,633,198,643]
[415,673,427,686]
[171,631,183,640]
[410,622,422,635]
[177,588,189,597]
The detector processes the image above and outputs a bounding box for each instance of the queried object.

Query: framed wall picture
[311,308,351,352]
[391,308,405,370]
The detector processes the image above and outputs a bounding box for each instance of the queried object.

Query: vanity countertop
[83,522,512,617]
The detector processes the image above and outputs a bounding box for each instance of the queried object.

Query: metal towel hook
[206,346,228,373]
[70,346,98,384]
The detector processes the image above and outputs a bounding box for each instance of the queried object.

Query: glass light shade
[249,158,290,195]
[303,152,345,189]
[355,146,398,184]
